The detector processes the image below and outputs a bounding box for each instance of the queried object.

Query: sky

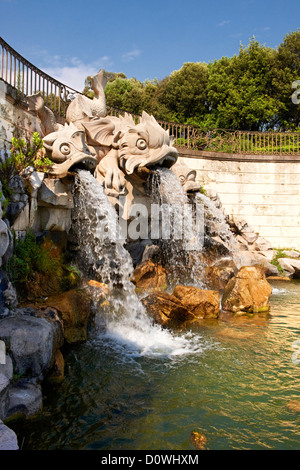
[0,0,299,92]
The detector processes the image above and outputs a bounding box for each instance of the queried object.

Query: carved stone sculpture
[66,69,108,126]
[43,123,98,178]
[27,93,63,136]
[26,72,178,218]
[171,162,201,192]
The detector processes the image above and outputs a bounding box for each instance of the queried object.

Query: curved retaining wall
[178,149,300,250]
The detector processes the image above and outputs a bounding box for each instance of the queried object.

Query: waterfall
[70,170,203,358]
[150,168,237,286]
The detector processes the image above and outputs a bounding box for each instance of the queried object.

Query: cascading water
[150,167,237,286]
[70,170,204,358]
[150,167,205,285]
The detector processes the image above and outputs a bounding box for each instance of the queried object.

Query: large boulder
[141,291,195,329]
[278,258,300,278]
[221,265,272,314]
[204,257,237,291]
[44,288,93,343]
[131,260,167,292]
[0,312,64,377]
[0,420,18,450]
[172,285,220,319]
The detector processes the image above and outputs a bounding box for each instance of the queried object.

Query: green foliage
[271,247,300,274]
[6,231,61,285]
[0,132,52,201]
[86,30,300,132]
[10,132,51,173]
[5,231,81,291]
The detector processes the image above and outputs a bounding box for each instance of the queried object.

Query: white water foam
[72,170,206,359]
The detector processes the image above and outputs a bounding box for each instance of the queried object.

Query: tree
[207,38,280,130]
[272,30,300,129]
[157,62,209,124]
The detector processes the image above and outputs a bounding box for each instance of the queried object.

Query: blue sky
[0,0,299,91]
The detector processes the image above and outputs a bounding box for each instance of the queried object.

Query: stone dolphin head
[83,111,178,178]
[118,112,178,175]
[43,123,98,178]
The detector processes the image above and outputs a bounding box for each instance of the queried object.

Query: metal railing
[107,107,300,156]
[1,37,300,156]
[0,36,80,116]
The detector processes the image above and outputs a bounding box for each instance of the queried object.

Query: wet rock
[0,373,10,420]
[6,379,43,419]
[0,313,64,377]
[0,420,18,450]
[142,244,161,263]
[141,291,195,329]
[37,178,73,209]
[252,237,273,252]
[132,260,167,292]
[221,265,272,314]
[190,431,207,450]
[172,285,220,319]
[205,257,237,291]
[125,239,154,267]
[286,400,300,413]
[46,349,64,384]
[282,250,300,259]
[278,258,300,278]
[44,288,93,343]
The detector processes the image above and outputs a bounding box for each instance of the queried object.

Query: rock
[141,291,195,329]
[0,219,9,262]
[125,239,153,267]
[132,260,167,292]
[253,237,273,252]
[45,288,92,343]
[0,354,13,381]
[278,258,300,278]
[37,178,73,209]
[190,431,207,450]
[286,400,300,413]
[6,379,43,419]
[241,231,258,244]
[0,420,18,450]
[205,257,237,291]
[260,261,280,277]
[235,251,268,268]
[0,313,64,377]
[172,285,220,319]
[0,373,10,420]
[26,171,45,195]
[11,202,30,231]
[221,265,272,314]
[142,244,160,263]
[282,250,300,259]
[235,235,249,251]
[3,281,18,309]
[36,206,72,233]
[46,349,64,384]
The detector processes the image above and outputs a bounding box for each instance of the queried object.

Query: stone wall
[178,149,300,250]
[0,79,42,160]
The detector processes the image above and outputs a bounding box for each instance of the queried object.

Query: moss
[5,231,81,300]
[271,247,300,274]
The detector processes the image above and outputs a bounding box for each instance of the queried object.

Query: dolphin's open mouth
[125,146,178,175]
[49,153,98,178]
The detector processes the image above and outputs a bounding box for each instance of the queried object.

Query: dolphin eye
[136,139,147,150]
[60,144,71,155]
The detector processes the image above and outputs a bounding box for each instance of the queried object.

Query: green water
[11,280,300,450]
